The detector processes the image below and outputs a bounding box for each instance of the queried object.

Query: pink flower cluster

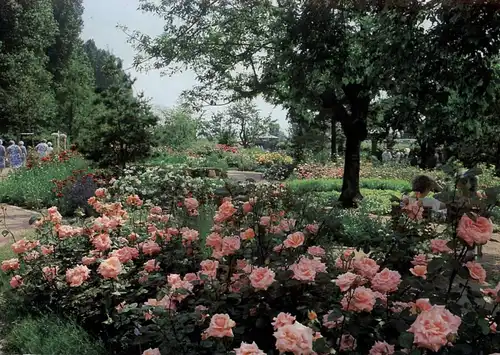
[272,312,314,354]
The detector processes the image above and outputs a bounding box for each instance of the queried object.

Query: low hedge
[286,178,410,194]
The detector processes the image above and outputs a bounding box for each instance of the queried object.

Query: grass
[5,314,106,355]
[0,155,91,210]
[287,178,411,194]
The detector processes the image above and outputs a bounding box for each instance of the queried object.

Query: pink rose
[214,201,237,223]
[408,305,461,352]
[322,311,343,329]
[249,267,275,291]
[82,256,97,265]
[66,265,90,287]
[1,258,20,272]
[371,268,401,293]
[272,312,296,329]
[111,246,139,263]
[341,286,376,312]
[305,223,319,235]
[274,321,314,354]
[242,201,253,215]
[237,259,252,274]
[430,239,452,253]
[335,272,360,292]
[142,348,161,355]
[354,257,380,279]
[283,232,305,249]
[144,259,160,272]
[481,282,500,302]
[204,314,236,338]
[369,341,395,355]
[259,216,271,226]
[92,233,111,251]
[41,245,54,255]
[95,188,107,198]
[206,232,223,248]
[340,334,357,351]
[184,273,198,283]
[42,266,59,282]
[180,227,199,245]
[200,260,219,280]
[402,201,423,220]
[184,197,199,211]
[466,261,487,284]
[410,265,427,279]
[9,275,23,288]
[458,214,493,246]
[415,298,432,313]
[98,257,122,279]
[240,228,255,241]
[234,342,265,355]
[125,194,143,207]
[221,236,241,256]
[150,206,162,215]
[290,257,317,282]
[141,240,161,255]
[307,246,325,257]
[411,254,428,266]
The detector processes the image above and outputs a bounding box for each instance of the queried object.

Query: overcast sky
[81,0,288,128]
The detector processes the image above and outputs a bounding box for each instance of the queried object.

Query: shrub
[287,178,410,194]
[6,314,106,355]
[254,151,293,167]
[3,167,500,354]
[0,153,91,209]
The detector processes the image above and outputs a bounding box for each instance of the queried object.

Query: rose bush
[2,168,500,355]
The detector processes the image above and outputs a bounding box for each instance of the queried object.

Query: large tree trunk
[339,135,363,207]
[330,118,337,161]
[371,138,378,156]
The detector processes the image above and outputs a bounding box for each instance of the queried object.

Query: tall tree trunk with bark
[330,117,337,161]
[339,135,363,206]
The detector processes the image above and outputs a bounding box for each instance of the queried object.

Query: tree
[227,100,273,148]
[155,106,198,149]
[131,1,500,206]
[77,79,157,169]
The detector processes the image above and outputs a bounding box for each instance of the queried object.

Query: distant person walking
[7,141,23,169]
[0,140,5,173]
[19,141,27,166]
[47,142,54,155]
[35,139,49,158]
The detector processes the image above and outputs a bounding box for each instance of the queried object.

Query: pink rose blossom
[66,265,90,287]
[42,266,59,282]
[307,246,325,257]
[322,311,343,329]
[408,305,461,352]
[206,232,222,248]
[481,282,500,302]
[92,233,111,251]
[283,232,305,249]
[457,214,493,246]
[411,254,428,266]
[431,239,452,253]
[290,258,317,282]
[410,265,427,279]
[272,312,296,329]
[341,286,376,312]
[371,268,401,293]
[150,206,162,215]
[221,236,241,256]
[41,245,54,255]
[95,188,107,198]
[144,259,161,272]
[274,321,314,355]
[354,257,380,279]
[259,216,271,226]
[82,256,97,265]
[214,201,237,223]
[204,314,236,338]
[125,194,143,207]
[249,267,276,290]
[200,260,219,280]
[141,240,161,255]
[98,256,122,279]
[234,342,265,355]
[111,246,139,263]
[369,341,395,355]
[305,223,319,235]
[340,334,357,351]
[402,201,423,220]
[142,348,161,355]
[240,228,256,240]
[183,273,198,283]
[180,227,199,245]
[10,275,23,288]
[1,258,20,272]
[415,298,432,313]
[184,197,199,211]
[335,272,360,292]
[466,261,487,284]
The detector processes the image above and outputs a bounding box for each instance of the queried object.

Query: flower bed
[2,169,500,354]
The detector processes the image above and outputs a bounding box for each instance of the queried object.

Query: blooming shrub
[3,168,500,354]
[216,144,239,154]
[110,165,225,211]
[254,152,293,167]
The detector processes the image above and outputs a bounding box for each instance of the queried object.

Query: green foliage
[77,83,157,169]
[287,178,410,194]
[155,106,198,149]
[0,154,90,209]
[6,314,106,355]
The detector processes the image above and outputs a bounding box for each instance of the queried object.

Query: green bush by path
[0,155,91,210]
[287,178,411,194]
[6,314,106,355]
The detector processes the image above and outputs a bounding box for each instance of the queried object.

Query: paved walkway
[0,204,39,244]
[227,170,264,182]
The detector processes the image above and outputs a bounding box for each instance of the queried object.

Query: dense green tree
[227,100,274,148]
[132,0,500,206]
[154,106,198,149]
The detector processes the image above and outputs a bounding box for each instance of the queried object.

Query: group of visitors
[381,147,412,163]
[0,139,54,172]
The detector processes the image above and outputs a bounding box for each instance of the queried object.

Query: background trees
[132,0,500,206]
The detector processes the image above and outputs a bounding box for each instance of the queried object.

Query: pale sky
[81,0,288,128]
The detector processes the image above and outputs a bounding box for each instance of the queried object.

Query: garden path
[227,170,264,182]
[0,205,39,245]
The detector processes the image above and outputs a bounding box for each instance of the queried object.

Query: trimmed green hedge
[286,178,411,194]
